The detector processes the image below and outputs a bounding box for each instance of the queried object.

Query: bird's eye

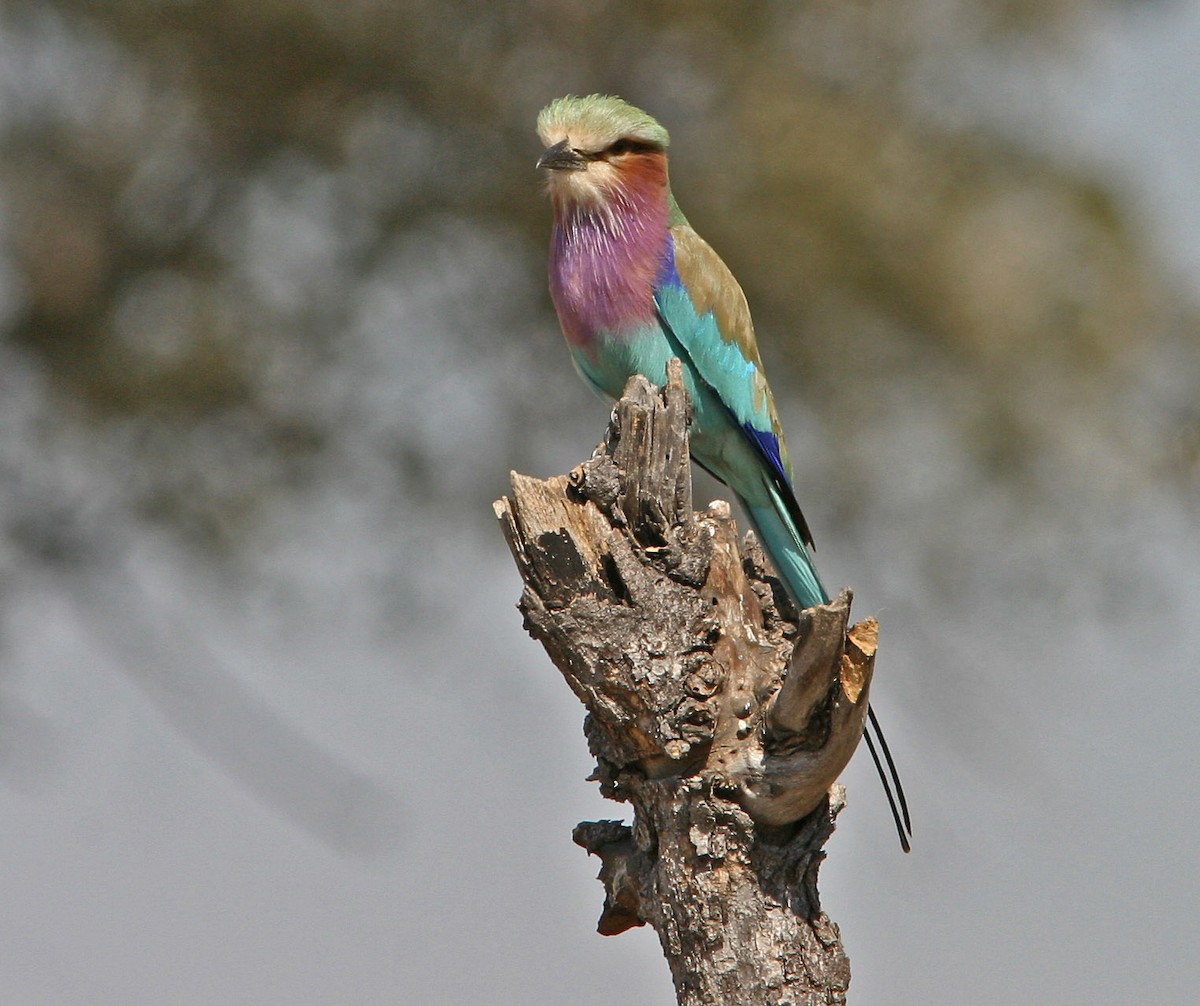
[606,139,642,156]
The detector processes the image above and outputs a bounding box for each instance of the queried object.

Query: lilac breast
[548,185,670,352]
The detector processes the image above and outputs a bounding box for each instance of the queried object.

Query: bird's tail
[742,492,912,853]
[742,496,828,611]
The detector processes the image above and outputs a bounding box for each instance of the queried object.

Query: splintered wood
[495,361,880,1006]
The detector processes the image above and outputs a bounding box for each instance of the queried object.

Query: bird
[536,94,910,851]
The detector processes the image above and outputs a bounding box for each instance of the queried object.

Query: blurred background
[1,1,1197,1002]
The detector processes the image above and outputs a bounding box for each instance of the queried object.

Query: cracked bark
[494,360,879,1005]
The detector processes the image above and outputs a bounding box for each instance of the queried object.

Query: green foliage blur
[1,0,1195,566]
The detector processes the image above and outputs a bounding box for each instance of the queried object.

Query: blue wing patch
[741,421,816,550]
[741,423,790,493]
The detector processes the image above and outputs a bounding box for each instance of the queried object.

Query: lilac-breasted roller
[536,94,910,851]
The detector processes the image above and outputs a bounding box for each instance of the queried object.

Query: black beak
[536,138,587,171]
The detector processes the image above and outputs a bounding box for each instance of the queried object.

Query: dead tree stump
[494,360,879,1005]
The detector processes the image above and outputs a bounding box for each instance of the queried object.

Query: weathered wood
[494,360,879,1005]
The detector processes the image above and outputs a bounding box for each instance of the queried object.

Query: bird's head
[536,95,670,209]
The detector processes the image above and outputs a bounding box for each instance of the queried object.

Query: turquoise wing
[654,224,820,560]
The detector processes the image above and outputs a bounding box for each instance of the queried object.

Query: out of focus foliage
[0,0,1195,566]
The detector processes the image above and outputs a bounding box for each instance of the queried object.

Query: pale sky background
[1,3,1198,1004]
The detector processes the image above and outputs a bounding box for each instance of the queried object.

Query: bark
[494,360,879,1005]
